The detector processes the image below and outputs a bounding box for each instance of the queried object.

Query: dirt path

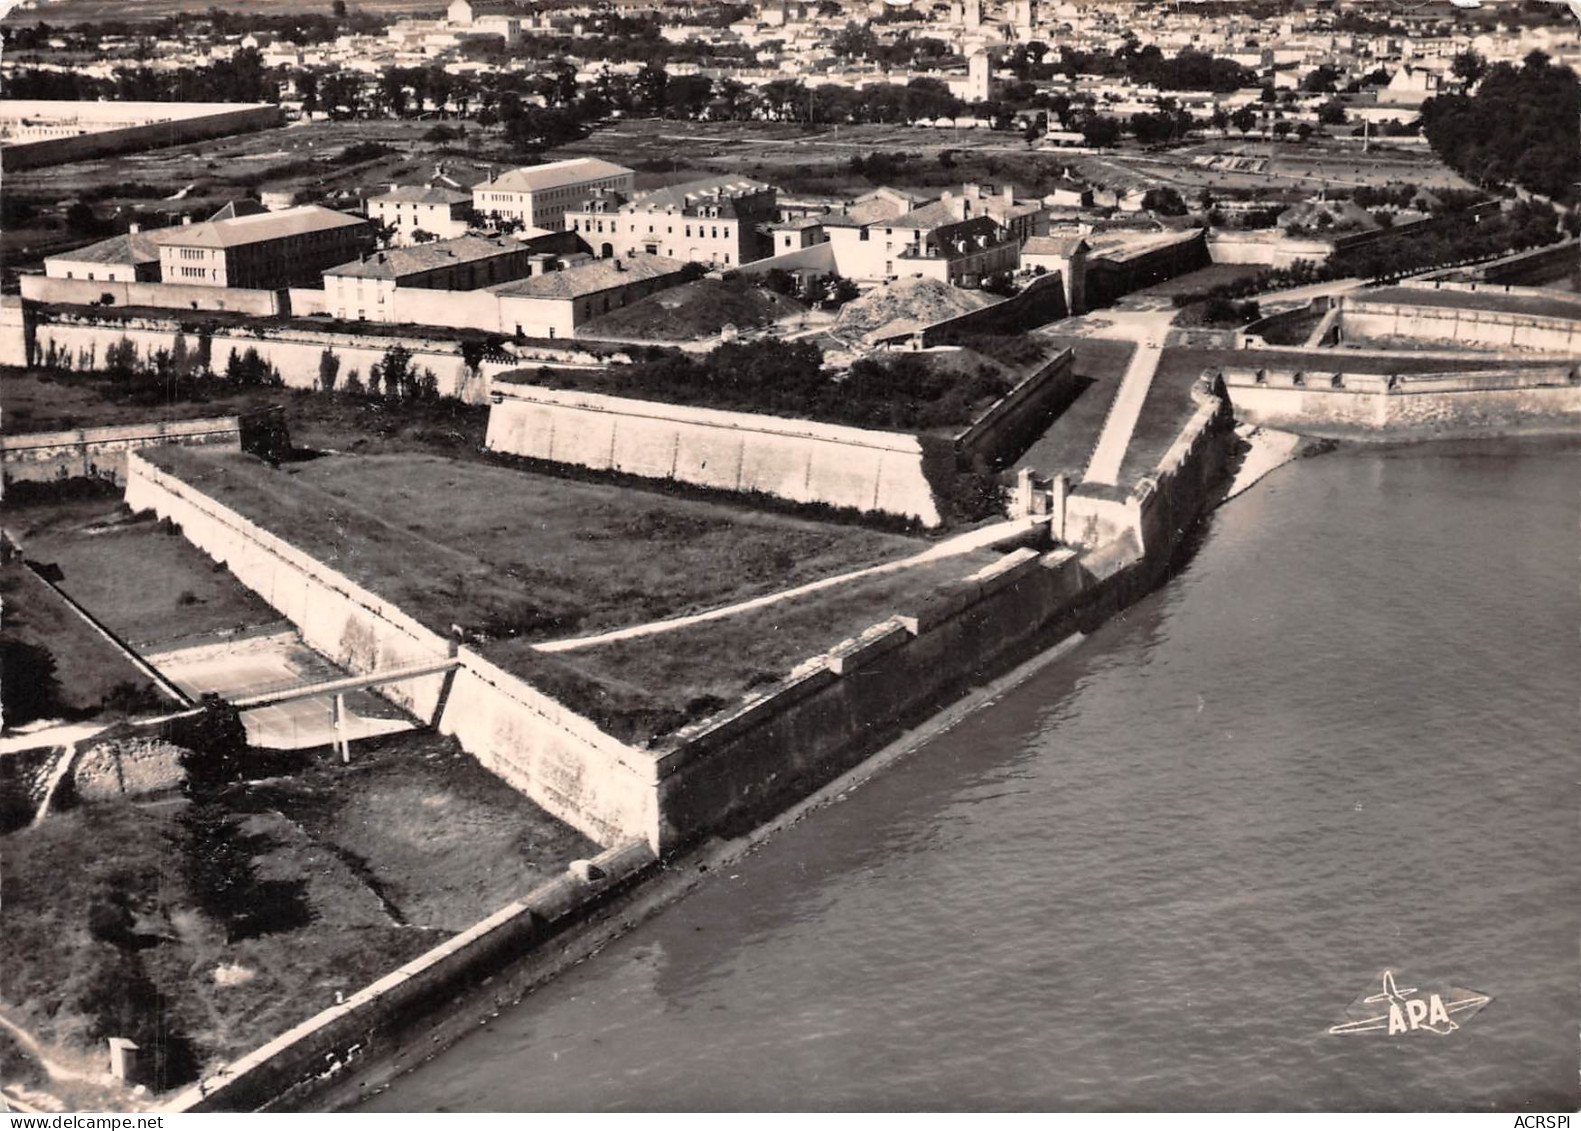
[1081,309,1178,486]
[534,517,1041,654]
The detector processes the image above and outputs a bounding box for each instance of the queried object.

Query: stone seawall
[1,416,242,491]
[486,384,943,525]
[1222,373,1581,438]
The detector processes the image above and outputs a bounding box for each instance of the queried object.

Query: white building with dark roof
[565,175,779,266]
[472,158,635,231]
[489,255,689,339]
[321,234,536,321]
[367,184,473,244]
[43,226,162,283]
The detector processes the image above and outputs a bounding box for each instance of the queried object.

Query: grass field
[499,550,1000,740]
[11,498,279,652]
[0,561,161,726]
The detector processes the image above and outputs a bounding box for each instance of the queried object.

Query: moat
[363,438,1579,1112]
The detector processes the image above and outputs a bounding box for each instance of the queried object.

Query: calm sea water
[367,440,1579,1112]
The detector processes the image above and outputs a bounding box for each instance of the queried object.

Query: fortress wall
[0,416,241,489]
[436,649,656,849]
[1223,376,1581,437]
[1338,301,1581,355]
[17,317,491,403]
[123,453,453,721]
[486,385,942,525]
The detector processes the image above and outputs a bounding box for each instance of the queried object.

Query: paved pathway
[1081,309,1177,487]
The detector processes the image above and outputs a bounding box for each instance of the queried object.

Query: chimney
[948,196,969,221]
[128,222,140,234]
[182,215,192,226]
[1003,184,1016,204]
[964,182,981,199]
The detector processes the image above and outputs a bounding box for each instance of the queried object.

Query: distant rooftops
[149,204,368,249]
[473,157,633,195]
[324,235,524,280]
[371,184,472,206]
[624,175,774,214]
[489,254,684,300]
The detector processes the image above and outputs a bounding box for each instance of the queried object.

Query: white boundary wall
[487,384,942,525]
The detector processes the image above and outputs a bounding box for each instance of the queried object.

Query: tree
[318,346,340,392]
[1081,115,1121,147]
[1318,98,1348,126]
[1451,49,1487,86]
[333,0,347,18]
[1230,106,1258,134]
[1142,187,1187,216]
[1272,120,1291,139]
[1296,122,1314,142]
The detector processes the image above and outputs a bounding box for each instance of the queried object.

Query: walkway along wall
[121,452,659,849]
[485,385,944,525]
[1,416,242,492]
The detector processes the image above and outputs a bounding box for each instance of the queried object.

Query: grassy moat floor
[0,731,596,1108]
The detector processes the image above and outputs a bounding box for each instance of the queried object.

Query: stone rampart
[486,385,943,525]
[1337,298,1581,355]
[123,452,659,849]
[1,416,242,489]
[124,453,454,721]
[436,648,658,849]
[1221,368,1581,437]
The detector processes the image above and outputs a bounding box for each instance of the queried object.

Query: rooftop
[473,158,633,195]
[625,176,775,214]
[1023,234,1090,257]
[371,184,472,206]
[148,205,369,250]
[49,229,161,266]
[323,235,524,280]
[489,254,686,300]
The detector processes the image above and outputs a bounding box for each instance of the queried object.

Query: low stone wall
[124,453,454,722]
[911,271,1069,347]
[164,838,658,1114]
[21,276,283,316]
[486,384,942,525]
[954,347,1077,468]
[1,416,242,490]
[15,314,495,404]
[1337,298,1581,355]
[1221,368,1581,437]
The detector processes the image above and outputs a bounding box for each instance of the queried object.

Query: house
[321,235,535,321]
[366,184,473,245]
[43,225,162,283]
[151,205,374,290]
[489,255,689,339]
[473,158,635,231]
[949,182,1049,244]
[768,215,830,256]
[565,175,779,267]
[822,189,1020,285]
